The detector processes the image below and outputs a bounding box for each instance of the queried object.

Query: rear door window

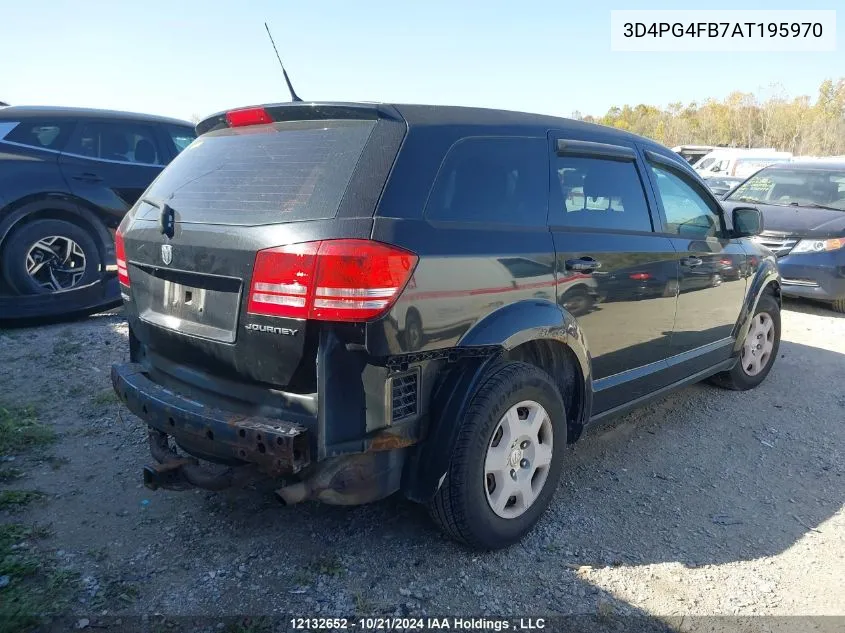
[65,121,163,165]
[2,120,75,150]
[424,137,548,226]
[141,119,375,225]
[551,156,653,232]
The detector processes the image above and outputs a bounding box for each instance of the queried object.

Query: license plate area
[133,265,242,343]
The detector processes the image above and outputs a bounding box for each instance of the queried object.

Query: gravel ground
[0,299,843,631]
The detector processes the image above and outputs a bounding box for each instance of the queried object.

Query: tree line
[574,78,845,157]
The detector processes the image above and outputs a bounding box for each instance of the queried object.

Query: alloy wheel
[25,235,87,291]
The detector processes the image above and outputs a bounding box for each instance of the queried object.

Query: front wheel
[711,293,780,390]
[428,361,566,549]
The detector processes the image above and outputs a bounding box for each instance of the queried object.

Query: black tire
[404,309,424,351]
[428,361,567,549]
[710,293,780,391]
[1,218,102,295]
[831,298,845,314]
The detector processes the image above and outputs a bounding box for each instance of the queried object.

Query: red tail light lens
[115,229,130,287]
[226,107,272,128]
[629,272,651,281]
[248,240,418,322]
[247,242,318,319]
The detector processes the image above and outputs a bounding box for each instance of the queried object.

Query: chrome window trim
[0,139,162,167]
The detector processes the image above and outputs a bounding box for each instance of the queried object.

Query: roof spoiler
[195,102,403,136]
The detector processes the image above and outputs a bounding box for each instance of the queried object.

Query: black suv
[0,106,195,318]
[111,103,780,549]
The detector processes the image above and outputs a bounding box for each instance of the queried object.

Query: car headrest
[135,139,156,164]
[583,171,625,199]
[103,133,129,157]
[560,169,584,187]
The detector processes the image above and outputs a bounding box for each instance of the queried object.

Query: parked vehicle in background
[672,145,715,165]
[723,161,845,312]
[0,106,195,320]
[111,102,780,549]
[705,175,745,198]
[693,149,792,180]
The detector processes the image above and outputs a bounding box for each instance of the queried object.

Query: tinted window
[425,137,547,226]
[552,156,652,232]
[142,119,375,225]
[66,121,162,165]
[651,165,722,237]
[166,125,197,154]
[3,120,75,150]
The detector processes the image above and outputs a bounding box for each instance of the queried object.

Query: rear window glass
[425,137,548,226]
[141,119,375,225]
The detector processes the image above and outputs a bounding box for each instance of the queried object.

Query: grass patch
[0,405,55,456]
[91,577,140,610]
[355,591,375,615]
[91,390,119,406]
[224,618,274,633]
[44,456,70,471]
[0,468,23,483]
[52,332,83,357]
[0,523,77,633]
[0,490,46,511]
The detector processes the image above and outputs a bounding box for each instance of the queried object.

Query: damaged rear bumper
[111,362,411,504]
[112,362,311,477]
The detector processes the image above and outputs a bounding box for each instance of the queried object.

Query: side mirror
[732,207,764,238]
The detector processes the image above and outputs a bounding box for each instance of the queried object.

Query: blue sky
[0,0,841,123]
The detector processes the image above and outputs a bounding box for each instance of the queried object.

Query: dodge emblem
[160,244,173,265]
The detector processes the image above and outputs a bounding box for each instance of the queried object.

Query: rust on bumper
[112,362,311,477]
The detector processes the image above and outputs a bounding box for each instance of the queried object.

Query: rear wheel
[1,219,101,295]
[428,361,566,549]
[831,298,845,314]
[711,293,780,390]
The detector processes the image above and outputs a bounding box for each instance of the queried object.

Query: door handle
[72,172,103,183]
[565,257,601,272]
[680,256,704,268]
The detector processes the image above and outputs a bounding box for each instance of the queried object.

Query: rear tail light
[248,240,418,322]
[115,229,130,287]
[629,272,651,281]
[226,107,272,128]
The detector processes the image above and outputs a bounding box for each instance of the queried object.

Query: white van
[693,149,792,180]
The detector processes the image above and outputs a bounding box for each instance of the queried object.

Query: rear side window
[425,137,548,226]
[165,125,197,154]
[66,121,162,165]
[142,119,375,225]
[552,156,652,232]
[2,120,75,150]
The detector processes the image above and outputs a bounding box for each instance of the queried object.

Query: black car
[723,161,845,312]
[111,102,780,549]
[0,106,195,320]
